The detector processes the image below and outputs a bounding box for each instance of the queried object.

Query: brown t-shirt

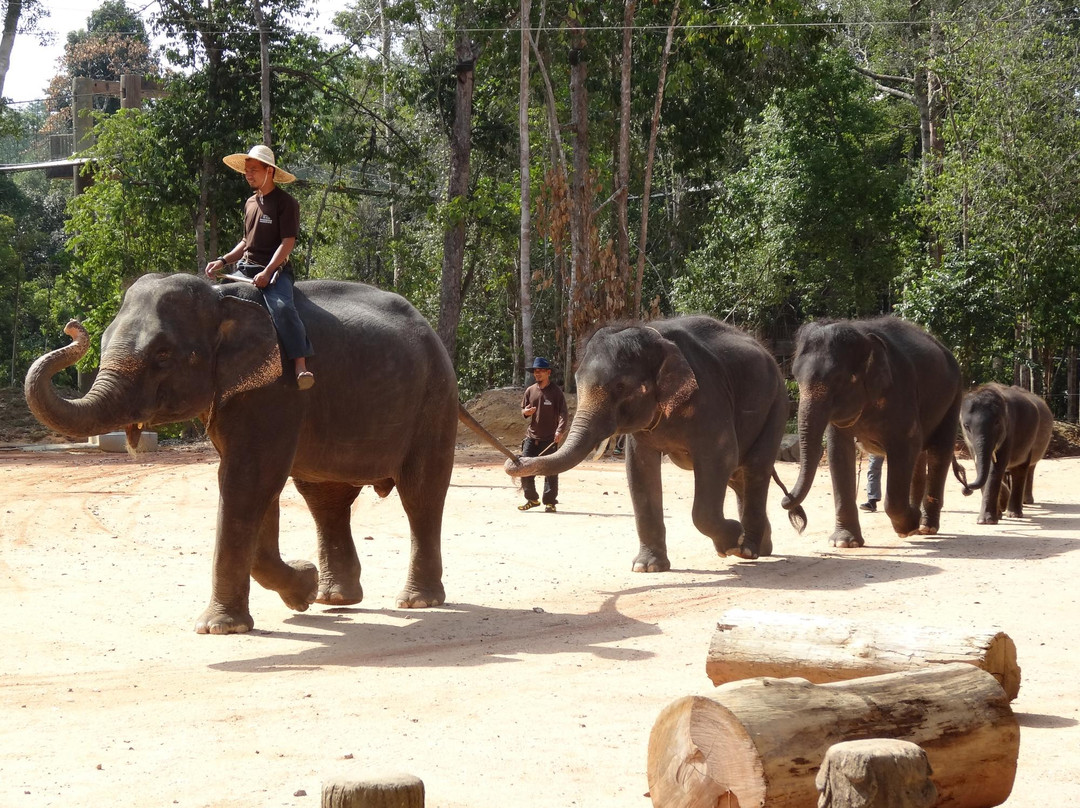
[242,186,299,267]
[522,382,569,441]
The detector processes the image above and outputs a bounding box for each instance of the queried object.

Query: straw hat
[222,144,296,184]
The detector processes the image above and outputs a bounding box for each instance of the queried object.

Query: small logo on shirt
[259,214,273,224]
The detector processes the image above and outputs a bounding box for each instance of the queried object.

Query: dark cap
[529,357,551,370]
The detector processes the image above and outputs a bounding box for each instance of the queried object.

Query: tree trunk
[321,774,424,808]
[615,0,635,318]
[252,0,272,145]
[0,0,22,99]
[705,608,1020,700]
[436,22,476,360]
[633,0,678,317]
[647,663,1018,808]
[518,0,534,375]
[1068,344,1077,423]
[567,20,590,375]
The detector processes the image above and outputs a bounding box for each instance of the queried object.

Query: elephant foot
[632,547,671,573]
[1006,509,1023,519]
[276,561,319,612]
[195,604,254,635]
[829,529,864,549]
[396,584,445,609]
[977,515,999,526]
[724,544,759,560]
[316,578,364,606]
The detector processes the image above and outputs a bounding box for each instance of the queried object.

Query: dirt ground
[2,394,1080,807]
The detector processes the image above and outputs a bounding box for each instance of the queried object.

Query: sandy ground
[1,442,1078,808]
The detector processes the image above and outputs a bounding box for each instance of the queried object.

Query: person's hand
[523,406,537,417]
[204,260,225,278]
[554,432,564,444]
[254,269,274,288]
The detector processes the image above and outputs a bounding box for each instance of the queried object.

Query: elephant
[780,316,962,548]
[504,316,806,570]
[952,383,1053,524]
[24,272,504,635]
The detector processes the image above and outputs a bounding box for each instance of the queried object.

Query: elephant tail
[772,468,808,534]
[458,403,521,464]
[951,454,974,496]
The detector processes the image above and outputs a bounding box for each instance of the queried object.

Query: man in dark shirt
[518,357,569,512]
[205,144,315,390]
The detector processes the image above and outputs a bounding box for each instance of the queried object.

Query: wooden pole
[647,663,1018,808]
[706,608,1021,700]
[321,774,424,808]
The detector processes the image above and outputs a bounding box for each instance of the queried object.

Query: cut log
[321,774,424,808]
[816,739,936,808]
[647,663,1018,808]
[706,608,1020,700]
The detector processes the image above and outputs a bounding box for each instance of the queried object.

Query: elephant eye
[155,348,172,365]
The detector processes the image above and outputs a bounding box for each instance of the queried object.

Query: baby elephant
[953,383,1053,524]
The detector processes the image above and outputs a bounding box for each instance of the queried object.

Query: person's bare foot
[297,371,314,390]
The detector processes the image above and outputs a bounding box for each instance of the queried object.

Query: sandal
[518,500,541,511]
[296,371,315,390]
[545,504,557,513]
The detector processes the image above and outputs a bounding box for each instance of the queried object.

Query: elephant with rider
[953,383,1053,524]
[781,316,962,548]
[25,272,497,634]
[505,316,805,570]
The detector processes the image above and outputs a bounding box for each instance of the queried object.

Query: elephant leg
[1006,462,1030,518]
[626,438,670,572]
[1023,465,1037,505]
[293,479,364,605]
[722,464,772,560]
[393,448,453,608]
[881,444,922,538]
[250,495,320,612]
[979,456,1008,525]
[690,454,743,559]
[920,408,959,534]
[826,426,864,548]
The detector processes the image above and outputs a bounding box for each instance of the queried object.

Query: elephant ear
[214,296,282,405]
[863,333,892,399]
[655,336,698,417]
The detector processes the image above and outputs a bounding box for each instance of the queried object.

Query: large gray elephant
[504,316,806,569]
[953,383,1053,524]
[24,272,502,635]
[780,316,962,548]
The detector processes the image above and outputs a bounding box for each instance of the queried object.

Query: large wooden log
[321,774,424,808]
[647,663,1018,808]
[706,608,1020,700]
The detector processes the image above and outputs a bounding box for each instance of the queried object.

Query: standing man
[205,144,315,390]
[518,357,569,512]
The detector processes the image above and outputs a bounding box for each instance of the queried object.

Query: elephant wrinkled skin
[505,316,806,569]
[781,316,962,548]
[954,383,1053,524]
[24,273,460,634]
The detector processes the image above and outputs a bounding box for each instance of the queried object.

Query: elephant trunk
[782,392,828,513]
[964,434,997,494]
[504,403,613,479]
[23,320,137,439]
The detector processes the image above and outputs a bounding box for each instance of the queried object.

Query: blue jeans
[521,436,558,505]
[866,454,884,502]
[240,262,313,361]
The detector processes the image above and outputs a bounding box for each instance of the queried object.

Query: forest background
[0,0,1078,426]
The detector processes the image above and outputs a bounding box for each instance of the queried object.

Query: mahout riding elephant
[24,272,503,635]
[780,316,962,548]
[952,383,1053,524]
[504,316,806,569]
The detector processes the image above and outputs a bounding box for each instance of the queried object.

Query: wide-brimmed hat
[529,357,551,370]
[222,145,296,184]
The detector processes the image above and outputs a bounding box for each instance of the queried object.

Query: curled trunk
[505,408,611,479]
[23,320,134,439]
[782,394,828,513]
[964,437,996,492]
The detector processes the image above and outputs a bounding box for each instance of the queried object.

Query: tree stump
[647,663,1018,808]
[706,608,1021,700]
[321,774,425,808]
[816,739,936,808]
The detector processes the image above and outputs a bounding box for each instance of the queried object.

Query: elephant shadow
[906,523,1080,561]
[696,553,944,593]
[208,595,662,674]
